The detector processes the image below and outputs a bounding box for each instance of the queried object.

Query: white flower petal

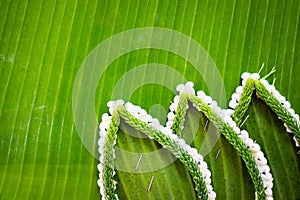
[265,188,273,197]
[208,191,216,199]
[97,163,104,171]
[205,176,211,184]
[199,162,208,169]
[205,95,213,104]
[229,99,238,109]
[177,138,186,146]
[194,154,204,162]
[211,101,218,108]
[251,73,260,80]
[97,179,103,187]
[244,137,254,147]
[99,130,107,137]
[206,184,213,193]
[173,95,180,103]
[101,113,111,122]
[273,90,281,100]
[235,86,244,94]
[242,79,248,87]
[232,93,241,102]
[169,103,177,112]
[283,101,291,109]
[224,109,235,116]
[264,179,273,189]
[288,108,295,115]
[100,122,109,132]
[166,121,173,128]
[176,82,195,95]
[176,84,185,92]
[197,90,207,99]
[254,151,264,159]
[186,81,194,87]
[161,127,172,136]
[98,137,106,146]
[233,126,240,134]
[188,148,198,157]
[260,79,269,87]
[107,100,124,114]
[266,85,276,93]
[240,130,249,137]
[260,165,270,174]
[203,169,211,178]
[241,72,251,80]
[167,112,175,121]
[256,157,268,165]
[294,114,299,121]
[277,95,286,103]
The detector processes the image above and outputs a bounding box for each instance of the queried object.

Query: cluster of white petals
[173,83,215,198]
[230,72,299,147]
[97,112,118,199]
[196,88,273,199]
[97,76,300,199]
[241,72,260,85]
[176,81,195,95]
[107,100,124,115]
[228,72,258,109]
[165,95,181,129]
[125,102,153,123]
[165,94,189,132]
[231,72,299,138]
[165,82,196,131]
[229,85,244,109]
[169,82,195,130]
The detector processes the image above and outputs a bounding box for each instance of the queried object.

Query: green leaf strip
[188,93,269,200]
[255,80,300,146]
[169,82,194,137]
[231,78,255,126]
[97,76,284,200]
[98,99,216,200]
[228,72,300,147]
[98,109,121,200]
[167,82,272,199]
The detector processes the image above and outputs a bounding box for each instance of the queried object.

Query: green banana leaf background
[0,0,299,199]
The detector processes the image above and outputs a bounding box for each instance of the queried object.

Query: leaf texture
[0,0,299,199]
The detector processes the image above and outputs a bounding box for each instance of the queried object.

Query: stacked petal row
[98,98,216,199]
[196,87,273,199]
[97,70,300,199]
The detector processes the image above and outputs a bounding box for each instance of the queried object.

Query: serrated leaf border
[97,71,300,200]
[98,102,215,200]
[230,72,300,147]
